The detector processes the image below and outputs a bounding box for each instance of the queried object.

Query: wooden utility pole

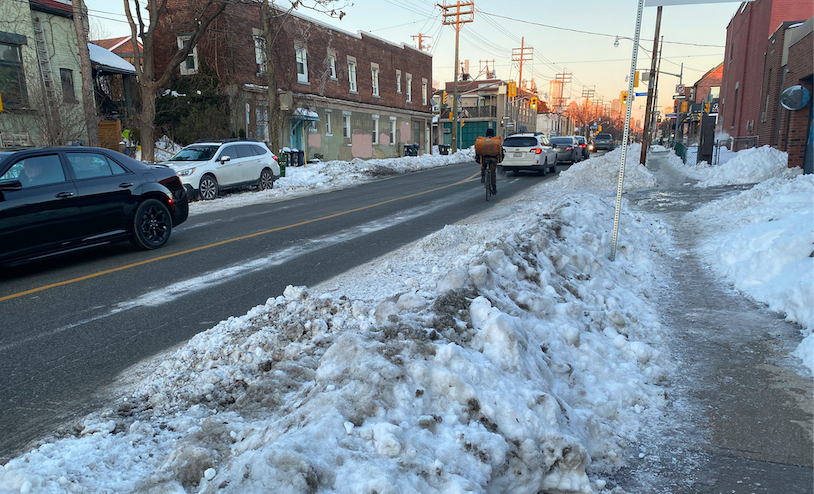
[511,38,533,89]
[411,33,431,52]
[439,1,474,151]
[640,5,662,166]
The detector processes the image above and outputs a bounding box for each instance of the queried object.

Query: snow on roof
[88,43,136,75]
[294,107,320,119]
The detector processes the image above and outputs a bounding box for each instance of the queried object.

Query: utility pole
[673,62,684,147]
[411,33,431,52]
[640,5,662,166]
[439,1,474,151]
[511,38,533,89]
[651,36,664,143]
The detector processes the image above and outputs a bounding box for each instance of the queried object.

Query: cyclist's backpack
[475,136,502,158]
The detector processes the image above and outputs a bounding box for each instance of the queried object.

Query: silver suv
[163,139,280,200]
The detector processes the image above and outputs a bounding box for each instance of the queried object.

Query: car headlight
[177,167,196,177]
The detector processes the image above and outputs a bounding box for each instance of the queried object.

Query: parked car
[164,139,280,200]
[549,136,581,165]
[593,133,615,151]
[574,136,590,160]
[501,134,558,175]
[0,147,188,265]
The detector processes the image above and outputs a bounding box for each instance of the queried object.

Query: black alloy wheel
[132,199,172,249]
[199,174,219,200]
[259,168,274,191]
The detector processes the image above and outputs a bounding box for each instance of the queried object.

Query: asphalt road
[0,160,557,462]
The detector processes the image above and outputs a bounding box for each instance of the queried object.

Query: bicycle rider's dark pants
[480,156,498,192]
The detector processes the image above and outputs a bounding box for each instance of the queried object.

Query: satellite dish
[780,85,811,111]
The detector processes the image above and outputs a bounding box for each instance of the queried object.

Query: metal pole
[610,0,645,262]
[640,5,662,166]
[452,19,460,151]
[673,62,683,147]
[651,36,663,142]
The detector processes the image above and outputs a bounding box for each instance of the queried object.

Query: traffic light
[448,111,453,121]
[622,92,628,105]
[442,91,447,107]
[508,81,517,98]
[704,102,711,113]
[634,71,640,87]
[681,101,688,112]
[598,125,602,132]
[530,96,538,110]
[461,119,465,127]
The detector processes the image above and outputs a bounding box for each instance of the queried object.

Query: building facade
[154,4,433,161]
[719,0,813,138]
[0,0,88,147]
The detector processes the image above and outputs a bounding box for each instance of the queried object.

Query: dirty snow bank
[690,174,814,374]
[0,188,670,494]
[663,145,800,187]
[547,144,658,191]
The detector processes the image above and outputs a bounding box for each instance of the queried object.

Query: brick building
[719,0,813,138]
[757,17,813,170]
[91,36,142,65]
[153,4,433,161]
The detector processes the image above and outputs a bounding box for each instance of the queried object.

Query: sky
[1,140,810,492]
[87,0,739,126]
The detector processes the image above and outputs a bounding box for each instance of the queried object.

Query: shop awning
[291,108,320,121]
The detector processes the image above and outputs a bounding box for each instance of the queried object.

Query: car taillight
[272,155,279,162]
[580,143,586,147]
[534,148,542,154]
[566,147,573,151]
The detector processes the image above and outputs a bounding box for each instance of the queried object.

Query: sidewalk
[609,150,814,493]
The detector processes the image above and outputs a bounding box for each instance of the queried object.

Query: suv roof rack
[192,138,261,144]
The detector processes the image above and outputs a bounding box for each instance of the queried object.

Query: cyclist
[475,128,503,195]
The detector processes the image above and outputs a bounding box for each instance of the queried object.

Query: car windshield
[503,137,538,147]
[575,137,585,143]
[596,134,612,139]
[550,138,573,145]
[169,146,218,162]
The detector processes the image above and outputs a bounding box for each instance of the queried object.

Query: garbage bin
[404,144,419,157]
[439,145,450,155]
[294,150,305,166]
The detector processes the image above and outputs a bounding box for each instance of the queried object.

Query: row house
[719,0,813,139]
[154,4,434,161]
[672,62,723,142]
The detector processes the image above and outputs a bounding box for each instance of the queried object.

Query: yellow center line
[1,172,482,303]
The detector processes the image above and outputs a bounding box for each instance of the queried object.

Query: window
[0,42,28,108]
[413,121,420,145]
[59,68,77,104]
[396,70,402,93]
[371,63,379,97]
[4,155,66,187]
[390,117,396,145]
[325,110,332,135]
[328,50,337,79]
[66,153,127,179]
[347,57,357,93]
[372,115,379,144]
[253,28,266,75]
[295,43,308,84]
[421,78,427,105]
[406,73,412,102]
[256,105,269,141]
[177,36,198,75]
[343,113,351,138]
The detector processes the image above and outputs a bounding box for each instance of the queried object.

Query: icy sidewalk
[610,150,814,493]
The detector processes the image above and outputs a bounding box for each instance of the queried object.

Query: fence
[682,135,759,166]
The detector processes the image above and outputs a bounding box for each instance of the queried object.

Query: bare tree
[72,0,100,146]
[123,0,230,162]
[260,0,349,153]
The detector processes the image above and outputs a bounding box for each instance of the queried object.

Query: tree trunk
[140,85,157,162]
[262,2,281,153]
[72,0,100,147]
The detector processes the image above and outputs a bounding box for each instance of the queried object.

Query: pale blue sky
[89,0,740,122]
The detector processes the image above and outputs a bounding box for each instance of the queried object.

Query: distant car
[549,136,581,165]
[593,133,615,151]
[164,139,280,200]
[0,147,188,265]
[574,136,590,160]
[501,134,558,175]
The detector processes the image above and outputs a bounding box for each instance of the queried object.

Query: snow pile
[547,144,658,191]
[0,189,670,494]
[667,145,800,187]
[133,136,184,163]
[189,150,476,216]
[691,174,814,373]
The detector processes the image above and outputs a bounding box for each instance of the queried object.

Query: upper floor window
[406,73,412,102]
[371,63,379,97]
[177,36,198,75]
[396,69,402,93]
[328,50,337,79]
[0,42,27,108]
[59,68,77,104]
[348,57,357,93]
[421,78,428,105]
[295,43,308,83]
[253,28,266,75]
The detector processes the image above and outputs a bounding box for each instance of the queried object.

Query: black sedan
[0,147,188,265]
[549,136,581,165]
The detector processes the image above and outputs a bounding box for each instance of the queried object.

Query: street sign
[635,92,648,97]
[676,84,685,94]
[590,125,598,130]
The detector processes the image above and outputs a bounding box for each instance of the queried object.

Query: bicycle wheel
[484,169,493,201]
